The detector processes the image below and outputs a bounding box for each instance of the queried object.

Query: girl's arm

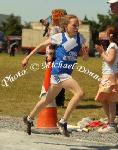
[95,45,116,65]
[22,38,51,67]
[81,44,89,61]
[79,34,89,61]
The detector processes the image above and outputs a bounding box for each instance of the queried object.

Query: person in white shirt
[95,26,118,133]
[108,0,118,118]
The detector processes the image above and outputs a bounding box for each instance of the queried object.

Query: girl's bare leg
[61,78,84,121]
[109,102,116,124]
[29,84,62,119]
[101,102,109,122]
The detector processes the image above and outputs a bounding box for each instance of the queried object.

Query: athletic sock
[59,118,66,124]
[27,116,33,123]
[109,122,116,128]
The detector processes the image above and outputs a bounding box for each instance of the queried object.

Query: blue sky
[0,0,110,23]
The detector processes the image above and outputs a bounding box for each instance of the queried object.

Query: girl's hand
[82,44,89,61]
[22,58,29,68]
[95,45,104,55]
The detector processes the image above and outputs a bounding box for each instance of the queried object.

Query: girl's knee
[74,90,84,99]
[45,98,53,104]
[40,97,52,105]
[81,90,84,97]
[79,90,84,98]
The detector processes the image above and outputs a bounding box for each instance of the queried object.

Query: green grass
[0,53,105,124]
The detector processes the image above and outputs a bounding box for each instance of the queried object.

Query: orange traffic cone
[32,61,59,134]
[36,101,58,133]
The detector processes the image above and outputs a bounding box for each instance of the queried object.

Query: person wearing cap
[40,19,50,37]
[9,40,19,56]
[108,0,118,15]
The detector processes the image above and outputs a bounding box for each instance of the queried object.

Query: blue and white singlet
[51,32,83,75]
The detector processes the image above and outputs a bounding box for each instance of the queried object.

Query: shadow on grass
[82,98,95,101]
[66,98,96,102]
[76,104,102,109]
[57,105,101,110]
[64,98,102,109]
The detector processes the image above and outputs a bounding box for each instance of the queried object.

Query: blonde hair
[59,14,79,32]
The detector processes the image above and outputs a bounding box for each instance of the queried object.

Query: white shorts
[51,74,72,84]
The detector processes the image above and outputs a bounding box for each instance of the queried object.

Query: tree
[97,14,117,31]
[83,15,89,24]
[86,14,118,43]
[23,21,31,29]
[85,14,118,56]
[0,14,23,36]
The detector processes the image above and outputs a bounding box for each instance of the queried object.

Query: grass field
[0,53,106,125]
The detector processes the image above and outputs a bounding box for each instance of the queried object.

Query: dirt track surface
[0,116,118,150]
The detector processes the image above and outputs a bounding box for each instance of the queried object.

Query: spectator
[108,0,118,117]
[95,26,118,133]
[9,41,19,56]
[108,0,118,15]
[40,19,50,37]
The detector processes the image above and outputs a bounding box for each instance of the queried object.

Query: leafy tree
[23,21,31,29]
[84,14,118,56]
[83,15,89,23]
[89,14,118,43]
[97,14,117,31]
[0,14,23,36]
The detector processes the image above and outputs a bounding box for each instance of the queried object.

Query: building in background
[22,21,91,54]
[30,21,91,45]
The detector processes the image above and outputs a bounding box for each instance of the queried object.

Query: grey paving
[0,116,118,150]
[0,129,118,150]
